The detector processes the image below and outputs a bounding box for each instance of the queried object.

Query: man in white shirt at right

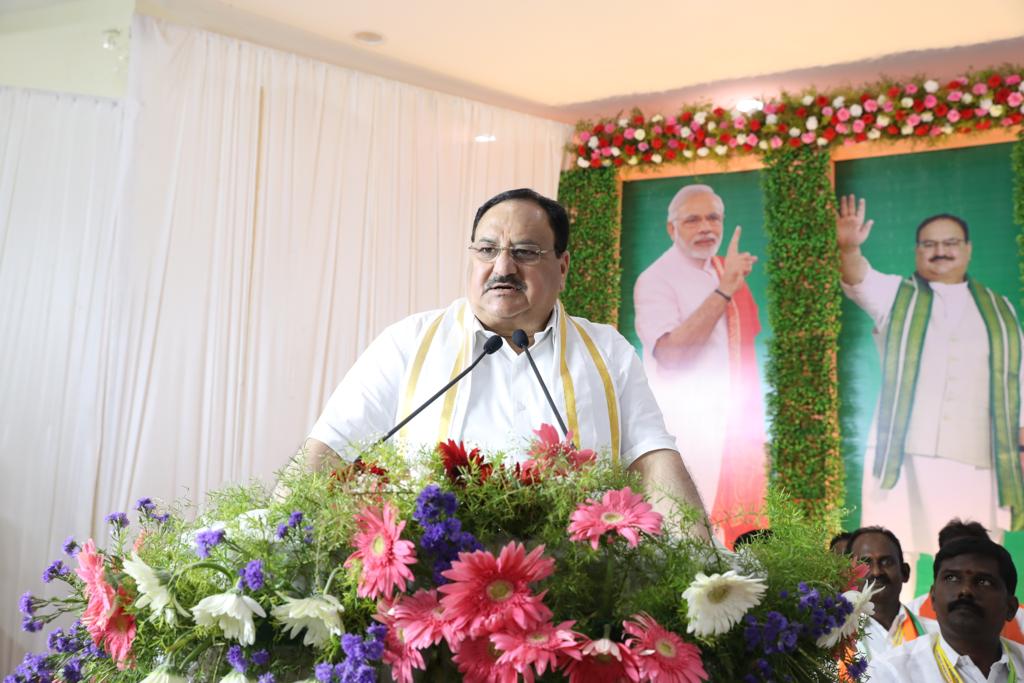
[868,536,1024,682]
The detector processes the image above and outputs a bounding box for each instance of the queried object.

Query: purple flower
[276,511,306,540]
[62,536,79,556]
[275,523,289,540]
[227,644,247,673]
[288,511,304,527]
[251,649,270,667]
[41,560,67,583]
[314,662,334,682]
[62,657,83,682]
[19,592,34,616]
[847,656,869,680]
[195,528,226,558]
[135,497,154,512]
[238,560,265,592]
[21,616,44,632]
[257,675,275,683]
[104,511,129,529]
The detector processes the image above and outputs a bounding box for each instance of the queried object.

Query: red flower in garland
[749,119,763,132]
[886,85,901,99]
[988,74,1003,88]
[438,440,492,485]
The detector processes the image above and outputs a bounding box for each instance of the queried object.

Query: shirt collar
[937,632,1010,671]
[668,244,718,275]
[469,303,559,350]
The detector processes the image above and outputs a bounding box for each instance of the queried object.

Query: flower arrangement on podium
[10,425,874,682]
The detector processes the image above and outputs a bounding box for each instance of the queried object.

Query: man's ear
[900,562,911,584]
[666,221,675,241]
[1006,595,1019,622]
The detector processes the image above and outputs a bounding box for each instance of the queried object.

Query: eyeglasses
[468,243,552,265]
[917,238,966,250]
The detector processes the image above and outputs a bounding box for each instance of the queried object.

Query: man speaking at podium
[294,188,705,521]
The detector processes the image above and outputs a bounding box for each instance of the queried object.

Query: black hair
[471,188,570,255]
[829,532,853,553]
[916,213,970,243]
[847,525,906,565]
[938,518,990,548]
[933,536,1017,595]
[733,528,773,549]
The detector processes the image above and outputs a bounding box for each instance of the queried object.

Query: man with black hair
[292,188,705,523]
[847,526,923,659]
[830,531,853,555]
[837,196,1024,559]
[869,537,1024,681]
[911,518,1024,643]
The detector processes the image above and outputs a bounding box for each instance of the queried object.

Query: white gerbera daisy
[682,570,767,637]
[219,672,253,683]
[123,553,189,626]
[192,592,266,645]
[816,580,881,648]
[140,666,188,683]
[271,594,345,647]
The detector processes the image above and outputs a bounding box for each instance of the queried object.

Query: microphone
[377,334,503,444]
[511,329,572,443]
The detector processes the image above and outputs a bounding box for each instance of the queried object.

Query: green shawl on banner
[873,274,1024,529]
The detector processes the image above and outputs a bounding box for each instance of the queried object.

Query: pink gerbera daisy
[564,637,641,683]
[451,634,520,683]
[623,613,708,683]
[76,541,136,669]
[527,424,597,474]
[344,503,417,599]
[381,621,426,683]
[567,487,663,550]
[391,589,459,650]
[490,620,582,682]
[438,542,554,637]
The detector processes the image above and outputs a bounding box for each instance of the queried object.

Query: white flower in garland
[272,594,345,647]
[141,667,188,683]
[576,158,588,168]
[867,129,882,140]
[849,103,863,117]
[634,128,646,141]
[123,553,189,626]
[805,116,819,131]
[651,153,663,164]
[765,113,778,125]
[816,581,881,649]
[962,93,974,104]
[876,114,891,126]
[901,124,914,135]
[696,147,710,157]
[693,111,708,125]
[990,104,1005,117]
[682,570,767,637]
[832,95,845,108]
[924,79,940,93]
[802,94,814,106]
[192,592,266,645]
[219,672,252,683]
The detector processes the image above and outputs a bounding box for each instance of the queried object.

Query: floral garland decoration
[572,68,1024,169]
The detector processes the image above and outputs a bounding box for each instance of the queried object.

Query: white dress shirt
[308,300,677,466]
[868,632,1024,682]
[858,604,933,661]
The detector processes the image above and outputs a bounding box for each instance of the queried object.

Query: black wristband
[714,288,732,302]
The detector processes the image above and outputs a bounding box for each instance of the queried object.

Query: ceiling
[7,0,1024,121]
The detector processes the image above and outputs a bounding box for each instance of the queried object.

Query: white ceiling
[149,0,1024,111]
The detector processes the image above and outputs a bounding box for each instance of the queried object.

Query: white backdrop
[0,15,570,671]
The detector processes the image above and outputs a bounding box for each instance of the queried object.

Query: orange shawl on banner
[711,256,768,547]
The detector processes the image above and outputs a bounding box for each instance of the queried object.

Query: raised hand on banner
[836,194,875,251]
[720,226,758,297]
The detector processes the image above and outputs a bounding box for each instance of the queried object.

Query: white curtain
[1,15,570,671]
[0,88,130,670]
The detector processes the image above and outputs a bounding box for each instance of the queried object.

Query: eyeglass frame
[916,238,968,250]
[467,242,555,265]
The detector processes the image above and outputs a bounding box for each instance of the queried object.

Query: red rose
[788,137,802,147]
[718,132,732,143]
[589,158,602,168]
[823,127,837,141]
[613,157,624,167]
[742,144,753,152]
[894,110,907,121]
[976,119,992,130]
[577,145,586,156]
[855,132,868,142]
[612,134,624,146]
[1011,113,1024,125]
[592,124,603,134]
[961,108,974,120]
[995,88,1011,104]
[914,125,928,136]
[776,103,787,114]
[749,119,763,132]
[695,129,706,142]
[624,144,636,155]
[988,74,1002,88]
[816,95,829,107]
[946,80,962,90]
[862,113,875,124]
[597,136,608,147]
[886,125,900,135]
[652,137,664,149]
[795,106,808,117]
[680,111,694,123]
[633,114,645,125]
[934,103,949,117]
[887,86,901,99]
[665,150,677,160]
[642,152,653,162]
[860,93,872,103]
[913,100,925,113]
[713,107,725,116]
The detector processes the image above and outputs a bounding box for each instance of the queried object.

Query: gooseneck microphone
[511,329,572,443]
[377,334,503,445]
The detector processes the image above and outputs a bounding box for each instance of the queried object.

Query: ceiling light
[735,98,764,114]
[474,134,497,143]
[101,29,120,51]
[353,31,385,45]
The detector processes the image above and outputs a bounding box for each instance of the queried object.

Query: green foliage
[557,167,621,324]
[762,147,845,526]
[1014,131,1024,311]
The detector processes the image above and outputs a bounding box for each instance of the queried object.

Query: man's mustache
[948,598,985,616]
[930,255,955,262]
[485,275,526,292]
